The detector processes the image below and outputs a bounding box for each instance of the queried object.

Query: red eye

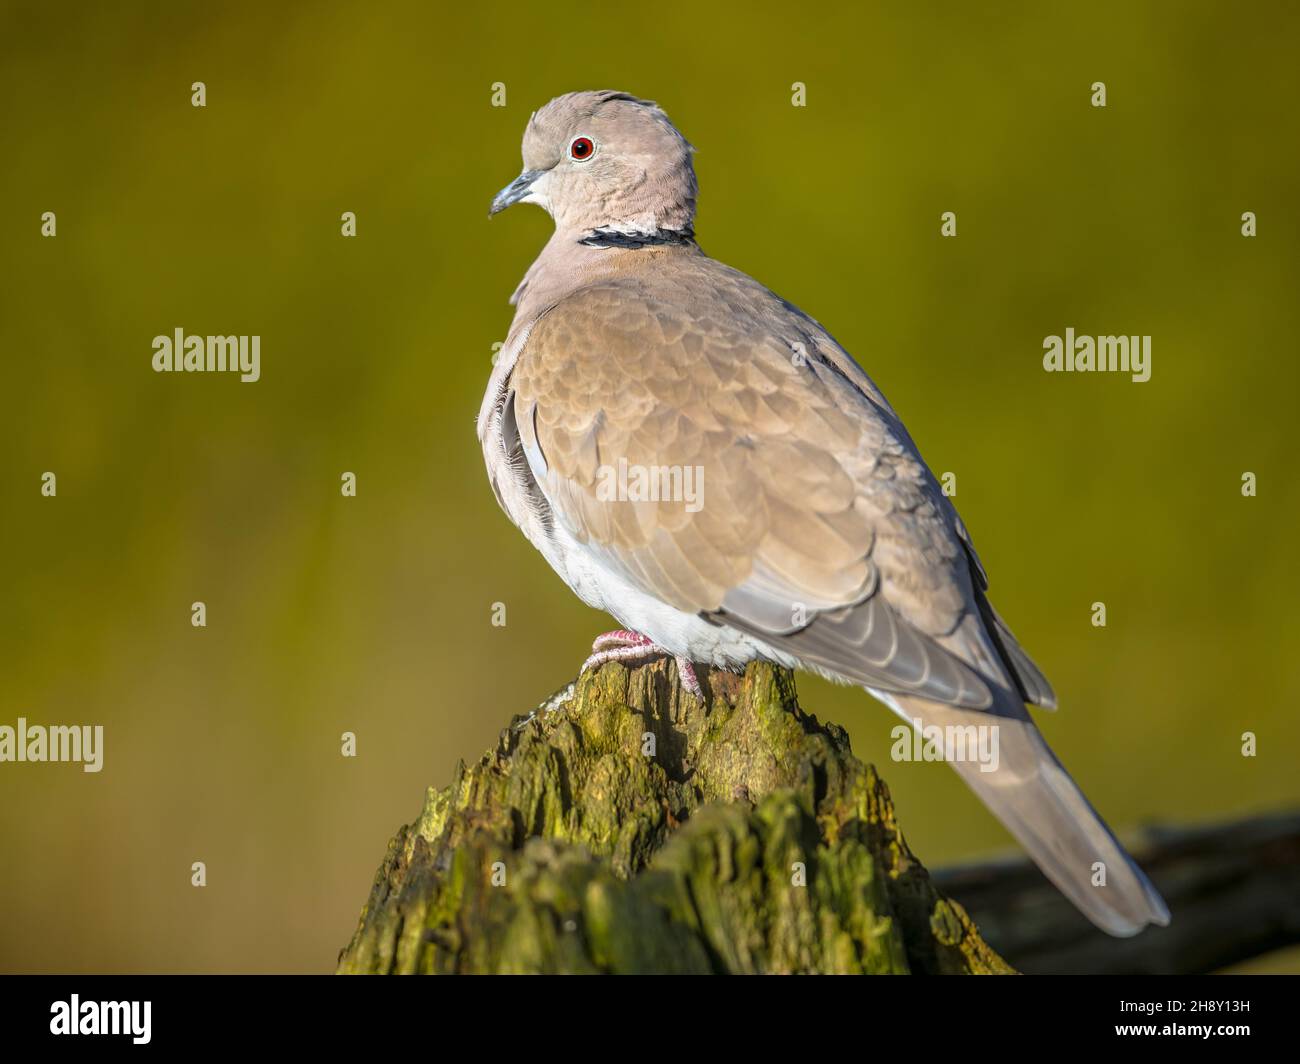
[569,136,595,161]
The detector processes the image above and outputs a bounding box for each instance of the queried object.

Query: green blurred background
[2,0,1297,972]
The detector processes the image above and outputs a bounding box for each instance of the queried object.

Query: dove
[480,90,1170,937]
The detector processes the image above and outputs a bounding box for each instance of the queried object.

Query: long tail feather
[888,693,1170,937]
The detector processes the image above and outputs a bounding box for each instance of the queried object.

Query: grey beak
[489,170,543,217]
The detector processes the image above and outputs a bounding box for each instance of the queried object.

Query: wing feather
[510,256,1047,711]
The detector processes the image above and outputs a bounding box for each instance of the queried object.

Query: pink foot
[582,630,705,699]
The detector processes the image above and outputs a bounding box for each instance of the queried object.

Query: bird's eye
[569,136,595,161]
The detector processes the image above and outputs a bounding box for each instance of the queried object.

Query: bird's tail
[889,693,1170,937]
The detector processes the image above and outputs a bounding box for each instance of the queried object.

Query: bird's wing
[509,255,1043,709]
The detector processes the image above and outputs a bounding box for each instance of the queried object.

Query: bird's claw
[581,630,705,700]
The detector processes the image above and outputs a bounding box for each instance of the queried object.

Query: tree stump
[337,658,1012,974]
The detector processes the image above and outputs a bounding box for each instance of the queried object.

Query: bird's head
[490,90,697,239]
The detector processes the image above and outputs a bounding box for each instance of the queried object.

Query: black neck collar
[578,226,696,250]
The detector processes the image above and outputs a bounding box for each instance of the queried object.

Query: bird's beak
[489,170,544,217]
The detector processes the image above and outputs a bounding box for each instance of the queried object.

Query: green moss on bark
[337,658,1013,974]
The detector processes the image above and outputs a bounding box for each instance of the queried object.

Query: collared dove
[481,90,1170,938]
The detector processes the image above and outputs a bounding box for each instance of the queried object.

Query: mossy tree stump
[337,658,1012,974]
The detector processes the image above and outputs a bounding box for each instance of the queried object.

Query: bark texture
[337,658,1012,974]
[937,811,1300,974]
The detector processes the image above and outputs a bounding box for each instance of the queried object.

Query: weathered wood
[934,812,1300,974]
[935,806,1300,972]
[337,658,1012,974]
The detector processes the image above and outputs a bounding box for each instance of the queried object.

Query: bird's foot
[582,630,705,700]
